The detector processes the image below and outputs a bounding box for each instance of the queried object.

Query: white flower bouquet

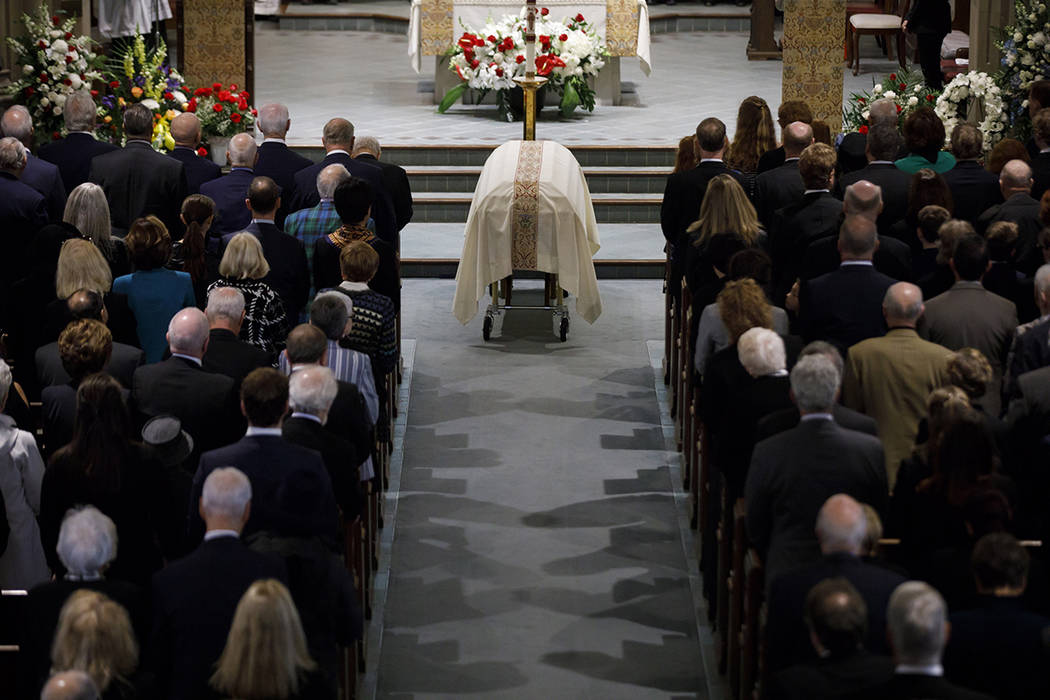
[997,0,1050,137]
[935,72,1006,150]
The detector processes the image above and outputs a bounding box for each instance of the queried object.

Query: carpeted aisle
[376,279,706,699]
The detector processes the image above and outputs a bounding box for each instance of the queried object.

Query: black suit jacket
[905,0,952,35]
[20,154,66,222]
[167,146,222,195]
[199,167,255,235]
[282,416,363,520]
[354,153,414,231]
[755,404,879,443]
[753,159,803,230]
[660,160,746,245]
[225,220,310,320]
[188,435,340,545]
[89,139,187,236]
[839,162,911,234]
[802,234,913,282]
[942,160,1004,225]
[291,152,398,245]
[837,132,869,175]
[149,536,287,700]
[746,419,888,585]
[772,191,843,297]
[35,340,144,389]
[771,651,895,700]
[0,172,48,325]
[201,327,271,389]
[758,145,787,174]
[766,552,906,672]
[978,193,1043,275]
[854,673,996,699]
[328,378,375,468]
[800,263,897,352]
[131,357,242,459]
[254,141,313,228]
[38,132,119,194]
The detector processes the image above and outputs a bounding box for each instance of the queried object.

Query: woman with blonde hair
[210,579,327,700]
[63,182,130,278]
[50,589,141,699]
[207,233,289,356]
[725,96,776,194]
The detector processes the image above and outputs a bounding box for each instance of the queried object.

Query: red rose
[52,15,61,25]
[889,73,897,81]
[897,104,902,113]
[197,147,208,157]
[231,113,242,123]
[229,84,238,91]
[238,98,248,110]
[110,80,120,88]
[241,91,250,99]
[487,35,497,43]
[37,40,46,49]
[90,89,98,97]
[65,55,73,64]
[540,6,549,14]
[164,91,173,100]
[458,34,475,49]
[218,90,231,101]
[496,67,504,76]
[187,98,197,112]
[24,87,34,96]
[859,125,869,134]
[62,78,71,86]
[926,94,935,101]
[52,131,60,140]
[559,33,568,41]
[539,34,550,44]
[40,73,49,82]
[251,109,257,116]
[194,87,211,97]
[212,82,222,91]
[212,103,224,113]
[516,54,525,63]
[65,32,72,39]
[858,97,866,104]
[470,59,480,68]
[899,82,906,90]
[575,12,585,21]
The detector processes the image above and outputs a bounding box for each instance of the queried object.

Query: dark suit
[906,0,952,88]
[38,131,119,194]
[291,151,398,245]
[199,167,254,235]
[755,404,878,443]
[753,159,803,230]
[757,145,787,174]
[254,140,312,228]
[746,419,888,585]
[1033,151,1050,202]
[854,672,996,699]
[766,552,906,672]
[942,160,1003,225]
[661,160,745,246]
[0,172,48,327]
[802,233,913,282]
[167,146,221,195]
[328,378,375,471]
[839,162,911,234]
[201,327,271,390]
[89,139,187,237]
[800,263,897,352]
[354,153,414,231]
[20,154,66,222]
[188,434,340,545]
[283,415,363,520]
[978,193,1043,275]
[35,340,144,390]
[149,535,287,700]
[837,132,870,175]
[223,220,310,320]
[771,191,842,298]
[131,356,242,459]
[771,651,895,700]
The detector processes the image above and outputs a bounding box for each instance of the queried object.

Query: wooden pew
[678,280,694,479]
[0,590,27,692]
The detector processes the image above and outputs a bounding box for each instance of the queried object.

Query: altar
[408,0,652,105]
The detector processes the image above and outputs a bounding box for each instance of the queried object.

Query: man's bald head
[167,307,210,357]
[1000,159,1033,195]
[170,112,202,147]
[783,121,815,158]
[41,671,99,700]
[883,282,924,327]
[838,215,879,260]
[815,494,868,555]
[868,98,898,128]
[227,132,257,168]
[843,180,883,222]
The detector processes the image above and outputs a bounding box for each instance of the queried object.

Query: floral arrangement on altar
[3,7,104,147]
[189,83,257,141]
[996,0,1050,138]
[934,71,1006,150]
[439,8,608,119]
[842,69,940,134]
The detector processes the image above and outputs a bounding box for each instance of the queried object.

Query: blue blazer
[21,154,66,222]
[167,146,221,195]
[199,167,255,235]
[38,132,118,194]
[290,152,398,245]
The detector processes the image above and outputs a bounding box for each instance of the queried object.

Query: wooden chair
[716,484,733,673]
[849,0,909,75]
[726,500,748,697]
[845,0,887,65]
[740,549,765,700]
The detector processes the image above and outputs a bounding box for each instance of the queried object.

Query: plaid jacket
[285,200,341,289]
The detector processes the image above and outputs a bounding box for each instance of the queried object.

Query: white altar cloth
[453,140,602,325]
[408,0,651,76]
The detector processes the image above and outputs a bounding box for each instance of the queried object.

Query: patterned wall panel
[781,0,846,133]
[182,0,248,90]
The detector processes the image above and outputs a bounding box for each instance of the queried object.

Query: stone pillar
[781,0,847,133]
[178,0,254,95]
[970,0,1014,74]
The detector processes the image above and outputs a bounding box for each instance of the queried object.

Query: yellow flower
[130,86,143,98]
[117,97,125,107]
[103,115,112,123]
[165,109,178,120]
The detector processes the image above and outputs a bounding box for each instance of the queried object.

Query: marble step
[405,165,672,194]
[290,143,678,168]
[413,191,663,224]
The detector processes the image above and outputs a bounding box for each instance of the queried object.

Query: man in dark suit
[766,495,906,673]
[283,366,363,521]
[903,0,952,89]
[132,308,242,461]
[2,105,66,221]
[36,289,144,390]
[1004,265,1050,404]
[222,176,310,321]
[254,103,313,229]
[150,467,287,700]
[746,353,888,586]
[200,132,257,236]
[837,97,900,175]
[187,367,340,545]
[753,121,810,230]
[167,112,221,196]
[758,100,813,173]
[38,90,118,194]
[1032,108,1050,202]
[978,159,1043,275]
[352,135,413,232]
[202,287,270,390]
[290,118,397,245]
[944,533,1050,699]
[943,124,1004,225]
[0,137,48,327]
[770,577,895,700]
[756,341,879,441]
[855,581,995,699]
[839,125,911,235]
[794,216,897,352]
[89,104,186,237]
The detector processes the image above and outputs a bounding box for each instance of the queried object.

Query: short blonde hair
[56,238,113,299]
[51,590,138,693]
[210,579,316,699]
[219,232,270,280]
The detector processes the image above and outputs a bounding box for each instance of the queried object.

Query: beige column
[969,0,1014,74]
[178,0,254,94]
[781,0,847,133]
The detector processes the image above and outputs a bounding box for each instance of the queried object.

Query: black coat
[282,416,364,521]
[167,146,222,196]
[354,153,414,232]
[660,160,745,246]
[755,404,879,443]
[771,191,843,298]
[757,145,787,174]
[837,132,870,175]
[753,159,804,231]
[799,263,897,352]
[313,234,400,311]
[905,0,952,35]
[0,172,47,325]
[839,162,912,234]
[231,220,312,321]
[199,167,255,236]
[978,193,1043,275]
[770,651,895,700]
[38,132,119,194]
[291,152,398,245]
[88,140,187,236]
[802,234,913,282]
[853,673,996,699]
[328,378,375,469]
[201,327,271,390]
[35,340,144,390]
[20,154,66,222]
[149,535,287,700]
[254,141,313,229]
[942,160,1003,225]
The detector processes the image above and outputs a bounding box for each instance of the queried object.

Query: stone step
[400,258,664,279]
[289,144,677,168]
[413,192,662,224]
[405,165,672,194]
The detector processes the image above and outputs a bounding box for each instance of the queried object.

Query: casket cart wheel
[559,316,569,342]
[483,315,493,341]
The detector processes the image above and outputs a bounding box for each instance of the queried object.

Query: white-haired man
[167,112,221,195]
[352,134,413,231]
[285,163,352,289]
[254,102,312,227]
[0,136,48,321]
[1,104,66,220]
[38,90,118,193]
[200,131,258,235]
[202,286,270,389]
[978,159,1043,274]
[150,467,287,700]
[746,353,888,587]
[765,494,905,673]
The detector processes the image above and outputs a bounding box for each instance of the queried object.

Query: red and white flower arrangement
[188,82,257,142]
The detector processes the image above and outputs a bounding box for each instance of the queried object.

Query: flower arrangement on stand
[2,6,104,147]
[189,83,257,152]
[935,72,1006,150]
[842,69,941,134]
[98,33,190,150]
[439,8,608,120]
[996,0,1050,139]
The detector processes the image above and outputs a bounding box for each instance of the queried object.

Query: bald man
[40,671,99,700]
[842,282,954,483]
[132,308,243,459]
[765,494,906,673]
[198,132,258,235]
[978,159,1044,275]
[167,112,221,195]
[754,121,812,230]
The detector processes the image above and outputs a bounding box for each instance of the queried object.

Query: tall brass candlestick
[516,0,546,140]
